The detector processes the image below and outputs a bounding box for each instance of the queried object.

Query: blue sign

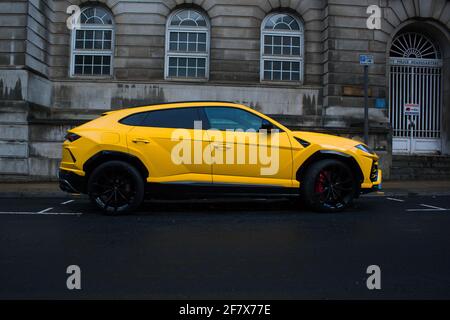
[375,98,386,109]
[359,54,374,65]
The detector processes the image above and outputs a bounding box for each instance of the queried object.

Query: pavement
[1,191,450,299]
[378,180,450,196]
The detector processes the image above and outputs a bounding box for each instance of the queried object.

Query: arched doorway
[389,31,443,154]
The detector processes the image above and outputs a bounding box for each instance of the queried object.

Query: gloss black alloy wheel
[87,160,145,215]
[301,159,357,212]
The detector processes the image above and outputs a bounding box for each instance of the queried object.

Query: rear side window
[120,107,204,129]
[119,112,147,126]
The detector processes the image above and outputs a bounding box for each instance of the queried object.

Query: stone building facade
[0,0,449,181]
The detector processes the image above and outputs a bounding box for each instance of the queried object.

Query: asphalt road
[1,194,450,299]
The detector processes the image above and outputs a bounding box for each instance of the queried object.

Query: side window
[141,107,203,129]
[119,112,147,126]
[204,107,265,131]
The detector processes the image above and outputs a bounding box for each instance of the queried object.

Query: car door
[126,107,213,185]
[203,107,294,188]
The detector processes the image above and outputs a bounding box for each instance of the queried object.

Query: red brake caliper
[315,171,326,195]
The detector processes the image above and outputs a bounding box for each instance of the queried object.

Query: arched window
[261,13,304,82]
[165,9,210,80]
[390,32,441,59]
[71,6,114,77]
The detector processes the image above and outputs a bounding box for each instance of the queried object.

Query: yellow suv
[59,101,382,214]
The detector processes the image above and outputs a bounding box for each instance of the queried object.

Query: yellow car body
[59,101,382,214]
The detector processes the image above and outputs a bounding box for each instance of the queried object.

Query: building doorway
[389,32,442,154]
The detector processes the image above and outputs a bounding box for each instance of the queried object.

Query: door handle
[131,138,150,144]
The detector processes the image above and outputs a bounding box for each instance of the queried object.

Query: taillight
[65,132,81,142]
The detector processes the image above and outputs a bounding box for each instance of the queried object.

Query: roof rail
[121,100,242,108]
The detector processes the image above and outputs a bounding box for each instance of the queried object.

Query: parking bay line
[407,204,449,212]
[61,200,75,205]
[0,211,82,216]
[387,197,405,202]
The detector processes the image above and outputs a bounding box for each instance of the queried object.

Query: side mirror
[260,120,275,132]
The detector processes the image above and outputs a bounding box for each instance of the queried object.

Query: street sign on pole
[359,54,373,145]
[404,103,419,155]
[359,54,374,66]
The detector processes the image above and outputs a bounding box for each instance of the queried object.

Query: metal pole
[410,115,414,155]
[364,65,369,145]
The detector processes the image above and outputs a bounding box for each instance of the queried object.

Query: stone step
[391,161,450,168]
[389,174,450,181]
[390,155,450,180]
[391,166,450,173]
[393,155,450,162]
[392,156,450,166]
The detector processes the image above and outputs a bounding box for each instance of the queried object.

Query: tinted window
[119,112,147,126]
[142,107,203,129]
[204,107,265,131]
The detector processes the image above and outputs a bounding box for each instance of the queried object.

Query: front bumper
[58,169,86,194]
[361,169,382,194]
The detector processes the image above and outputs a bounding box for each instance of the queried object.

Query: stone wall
[323,0,387,117]
[26,0,52,77]
[33,0,325,84]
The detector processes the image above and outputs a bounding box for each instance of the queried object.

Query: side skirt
[144,183,299,200]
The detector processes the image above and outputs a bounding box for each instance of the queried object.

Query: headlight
[355,144,374,154]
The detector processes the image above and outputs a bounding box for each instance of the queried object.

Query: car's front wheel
[301,159,357,212]
[87,160,145,215]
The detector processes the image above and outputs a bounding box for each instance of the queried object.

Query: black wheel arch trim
[318,150,351,158]
[83,151,149,180]
[296,150,364,185]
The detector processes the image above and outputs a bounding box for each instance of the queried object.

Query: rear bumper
[58,169,86,194]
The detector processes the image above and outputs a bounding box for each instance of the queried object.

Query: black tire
[301,159,357,212]
[87,160,145,215]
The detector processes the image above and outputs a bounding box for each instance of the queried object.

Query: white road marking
[406,209,450,212]
[407,204,449,212]
[387,197,405,202]
[38,207,54,214]
[419,204,446,210]
[61,200,75,205]
[0,211,82,216]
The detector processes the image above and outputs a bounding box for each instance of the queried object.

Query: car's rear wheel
[301,159,357,212]
[87,160,144,215]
